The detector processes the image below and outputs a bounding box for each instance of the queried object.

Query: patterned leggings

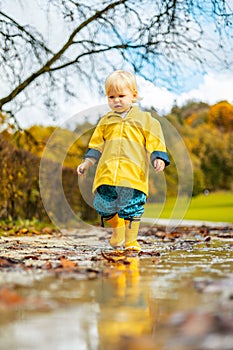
[93,185,147,219]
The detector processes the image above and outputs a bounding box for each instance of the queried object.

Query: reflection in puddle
[0,305,99,350]
[97,257,153,349]
[0,240,233,350]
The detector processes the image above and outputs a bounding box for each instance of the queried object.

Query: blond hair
[105,70,140,102]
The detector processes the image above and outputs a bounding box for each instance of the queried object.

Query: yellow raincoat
[85,106,169,196]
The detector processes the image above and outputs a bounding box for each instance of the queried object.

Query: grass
[0,218,57,236]
[144,191,233,223]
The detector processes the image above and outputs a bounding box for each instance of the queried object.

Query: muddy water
[0,237,233,350]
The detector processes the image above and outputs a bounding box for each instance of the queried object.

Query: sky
[1,0,233,128]
[138,71,233,115]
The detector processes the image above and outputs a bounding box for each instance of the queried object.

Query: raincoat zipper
[113,119,124,184]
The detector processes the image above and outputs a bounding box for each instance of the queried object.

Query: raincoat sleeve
[84,119,105,161]
[145,114,170,167]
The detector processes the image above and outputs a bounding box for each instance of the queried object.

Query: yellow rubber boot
[105,214,125,249]
[124,219,141,252]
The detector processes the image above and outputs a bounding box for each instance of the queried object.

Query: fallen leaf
[217,232,233,239]
[32,230,42,235]
[0,257,19,267]
[42,227,54,234]
[0,288,24,306]
[24,255,39,260]
[59,256,78,269]
[101,252,118,263]
[45,261,53,269]
[155,231,166,239]
[139,250,160,257]
[18,228,29,235]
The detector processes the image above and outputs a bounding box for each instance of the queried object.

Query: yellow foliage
[208,101,233,132]
[13,126,86,168]
[185,113,197,126]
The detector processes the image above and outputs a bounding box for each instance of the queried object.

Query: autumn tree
[197,127,233,190]
[166,101,233,194]
[0,132,94,222]
[0,135,43,219]
[208,101,233,132]
[0,0,232,125]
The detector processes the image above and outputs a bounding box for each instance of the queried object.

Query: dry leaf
[0,288,24,306]
[59,256,78,269]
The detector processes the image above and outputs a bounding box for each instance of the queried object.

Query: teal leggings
[93,185,146,219]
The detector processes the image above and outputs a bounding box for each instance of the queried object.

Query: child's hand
[153,159,165,173]
[77,159,93,176]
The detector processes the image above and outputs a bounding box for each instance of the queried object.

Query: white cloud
[138,72,233,115]
[138,78,176,114]
[177,73,233,107]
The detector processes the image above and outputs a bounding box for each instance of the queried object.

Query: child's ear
[132,93,137,103]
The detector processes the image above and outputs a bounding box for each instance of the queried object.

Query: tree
[0,0,232,125]
[0,132,94,222]
[208,101,233,132]
[165,101,233,193]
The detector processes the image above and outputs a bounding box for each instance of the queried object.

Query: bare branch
[0,0,127,109]
[0,10,53,54]
[0,0,232,121]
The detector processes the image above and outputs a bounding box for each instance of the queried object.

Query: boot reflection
[112,256,140,298]
[97,256,152,349]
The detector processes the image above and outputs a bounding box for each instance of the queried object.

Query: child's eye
[119,95,125,98]
[109,96,114,99]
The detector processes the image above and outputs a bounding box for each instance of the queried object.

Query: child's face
[107,87,136,113]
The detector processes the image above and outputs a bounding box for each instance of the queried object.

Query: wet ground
[0,224,233,350]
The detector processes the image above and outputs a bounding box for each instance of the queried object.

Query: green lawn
[144,191,233,223]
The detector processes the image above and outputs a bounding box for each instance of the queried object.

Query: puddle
[0,231,233,350]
